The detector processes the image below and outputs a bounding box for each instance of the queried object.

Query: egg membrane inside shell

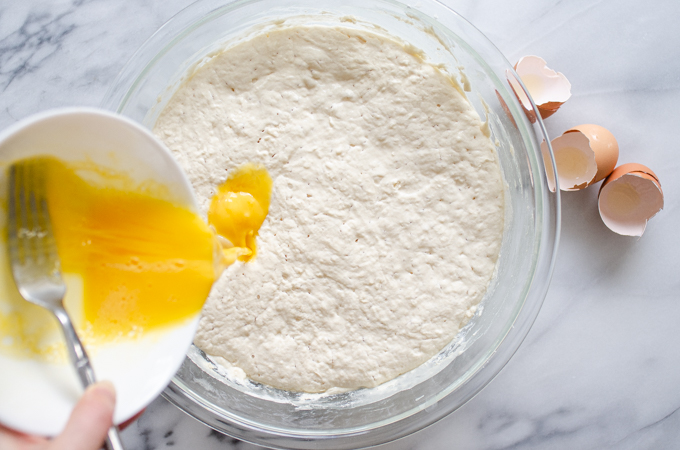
[513,55,571,119]
[598,172,663,236]
[551,131,598,191]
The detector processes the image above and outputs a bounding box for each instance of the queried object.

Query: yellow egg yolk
[48,157,219,339]
[208,163,272,264]
[1,157,272,360]
[0,156,218,357]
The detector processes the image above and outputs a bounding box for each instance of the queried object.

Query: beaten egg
[0,157,271,359]
[208,163,272,265]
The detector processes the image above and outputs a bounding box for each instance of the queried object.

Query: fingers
[50,381,116,450]
[0,421,48,449]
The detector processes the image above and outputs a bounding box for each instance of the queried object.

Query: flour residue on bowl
[154,25,504,393]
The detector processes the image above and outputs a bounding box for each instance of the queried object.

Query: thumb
[51,381,116,450]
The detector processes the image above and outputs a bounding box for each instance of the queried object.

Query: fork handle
[105,427,125,450]
[54,308,97,388]
[54,309,126,450]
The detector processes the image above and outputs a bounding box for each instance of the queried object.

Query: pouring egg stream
[0,156,271,360]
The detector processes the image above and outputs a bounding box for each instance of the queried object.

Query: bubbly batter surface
[154,25,505,393]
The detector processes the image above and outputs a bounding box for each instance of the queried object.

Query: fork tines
[7,159,62,283]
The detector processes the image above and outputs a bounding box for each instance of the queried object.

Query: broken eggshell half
[598,163,663,237]
[511,55,571,120]
[551,124,619,191]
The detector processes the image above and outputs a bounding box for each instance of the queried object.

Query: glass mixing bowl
[102,0,560,448]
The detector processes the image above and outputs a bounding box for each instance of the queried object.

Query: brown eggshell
[507,75,537,124]
[537,108,558,119]
[564,124,619,185]
[513,56,571,120]
[537,102,562,119]
[598,163,663,237]
[550,129,598,191]
[603,163,660,188]
[496,89,518,129]
[540,139,557,193]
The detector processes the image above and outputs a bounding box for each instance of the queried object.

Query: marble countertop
[2,0,679,449]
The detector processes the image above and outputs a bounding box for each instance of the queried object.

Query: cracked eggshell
[512,56,571,120]
[551,124,619,191]
[598,163,663,237]
[496,89,517,129]
[540,139,558,193]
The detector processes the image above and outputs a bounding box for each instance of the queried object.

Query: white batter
[154,25,504,393]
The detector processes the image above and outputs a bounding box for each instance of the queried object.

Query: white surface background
[2,0,680,448]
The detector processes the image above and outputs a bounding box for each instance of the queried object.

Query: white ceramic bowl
[0,108,201,436]
[103,1,561,448]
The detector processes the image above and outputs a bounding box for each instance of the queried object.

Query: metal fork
[6,160,125,450]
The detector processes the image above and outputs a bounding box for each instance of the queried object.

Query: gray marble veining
[2,0,680,449]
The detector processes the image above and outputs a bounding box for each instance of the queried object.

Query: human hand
[0,381,116,450]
